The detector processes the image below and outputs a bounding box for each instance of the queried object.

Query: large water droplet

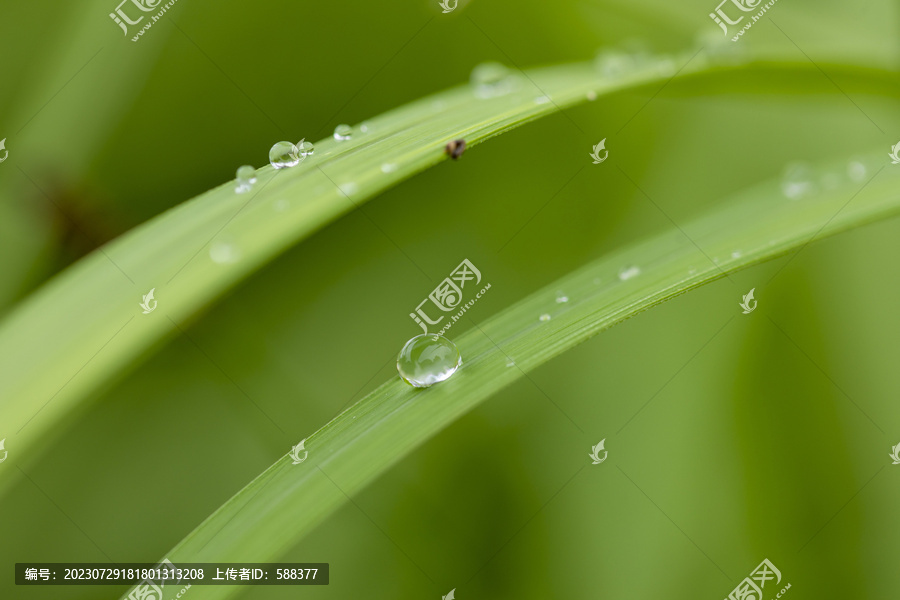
[781,162,816,199]
[269,141,299,169]
[235,165,257,193]
[470,61,515,98]
[397,334,462,388]
[333,124,352,141]
[618,265,641,281]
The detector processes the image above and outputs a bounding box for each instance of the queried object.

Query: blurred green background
[2,0,899,598]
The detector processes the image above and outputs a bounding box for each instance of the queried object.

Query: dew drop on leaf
[397,334,462,388]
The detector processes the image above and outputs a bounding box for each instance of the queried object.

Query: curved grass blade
[122,152,900,599]
[0,49,729,483]
[3,53,894,479]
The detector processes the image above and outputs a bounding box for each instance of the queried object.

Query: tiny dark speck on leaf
[445,139,466,160]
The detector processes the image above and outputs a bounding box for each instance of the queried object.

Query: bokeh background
[2,0,900,598]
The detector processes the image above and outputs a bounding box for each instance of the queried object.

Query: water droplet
[506,359,516,367]
[594,49,635,80]
[297,140,315,156]
[586,90,597,101]
[396,334,462,388]
[781,162,817,199]
[470,61,516,98]
[556,292,569,303]
[339,182,358,197]
[655,56,677,77]
[847,159,867,182]
[534,95,551,105]
[274,199,290,212]
[235,165,256,193]
[209,241,241,264]
[694,30,747,65]
[269,141,299,169]
[333,124,353,141]
[360,121,372,133]
[381,162,398,173]
[539,314,551,322]
[618,265,641,281]
[731,250,742,259]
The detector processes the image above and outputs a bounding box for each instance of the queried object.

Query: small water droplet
[847,159,867,182]
[297,140,315,156]
[360,121,372,133]
[269,141,299,169]
[470,61,516,98]
[618,265,641,281]
[333,124,353,141]
[655,56,677,77]
[594,49,635,80]
[781,162,817,199]
[586,90,597,101]
[534,95,551,105]
[731,250,742,259]
[274,199,290,212]
[539,314,551,322]
[694,30,747,65]
[556,292,569,303]
[381,162,398,173]
[235,165,256,193]
[209,241,240,264]
[339,182,358,196]
[397,334,462,388]
[506,359,516,367]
